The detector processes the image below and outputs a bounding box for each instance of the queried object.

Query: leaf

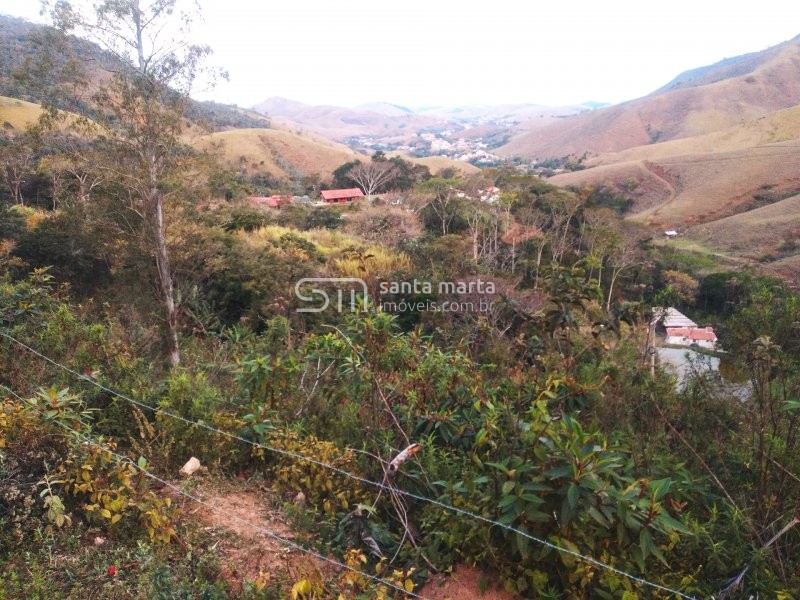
[291,579,312,599]
[657,513,691,534]
[650,478,671,501]
[639,528,654,559]
[520,493,544,504]
[782,398,800,413]
[498,494,517,509]
[486,461,510,475]
[515,531,530,558]
[110,513,122,524]
[567,484,579,509]
[544,465,572,479]
[588,506,609,527]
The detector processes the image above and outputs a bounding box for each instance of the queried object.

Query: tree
[0,132,36,205]
[605,236,640,310]
[346,160,399,199]
[42,0,221,366]
[418,177,462,235]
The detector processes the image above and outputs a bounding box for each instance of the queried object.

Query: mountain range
[3,13,800,276]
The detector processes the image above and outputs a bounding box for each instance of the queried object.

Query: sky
[3,0,800,109]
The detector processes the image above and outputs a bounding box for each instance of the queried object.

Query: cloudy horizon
[2,0,799,110]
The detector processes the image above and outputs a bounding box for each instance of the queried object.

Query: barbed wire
[0,382,425,599]
[0,331,696,599]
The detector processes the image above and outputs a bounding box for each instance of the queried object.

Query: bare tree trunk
[607,267,622,311]
[150,155,180,367]
[534,241,547,290]
[511,240,517,275]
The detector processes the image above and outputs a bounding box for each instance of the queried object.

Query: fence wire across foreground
[0,382,427,599]
[0,331,696,599]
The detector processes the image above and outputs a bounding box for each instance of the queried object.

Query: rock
[180,456,202,477]
[93,536,106,546]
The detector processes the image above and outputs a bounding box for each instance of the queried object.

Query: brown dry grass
[590,104,800,166]
[410,156,481,176]
[498,39,800,159]
[195,128,365,179]
[686,193,800,260]
[0,96,44,129]
[551,141,800,228]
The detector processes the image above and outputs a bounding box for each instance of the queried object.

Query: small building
[320,188,365,204]
[665,327,718,350]
[653,307,718,350]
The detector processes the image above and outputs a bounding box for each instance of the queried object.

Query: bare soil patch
[419,565,516,600]
[173,481,335,593]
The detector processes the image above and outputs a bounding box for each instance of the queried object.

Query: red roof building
[665,327,717,342]
[320,188,365,203]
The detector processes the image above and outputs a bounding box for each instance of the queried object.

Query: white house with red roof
[665,326,718,350]
[653,307,718,350]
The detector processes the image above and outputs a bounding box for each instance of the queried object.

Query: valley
[2,6,800,599]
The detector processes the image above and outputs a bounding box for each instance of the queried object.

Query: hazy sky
[3,0,800,108]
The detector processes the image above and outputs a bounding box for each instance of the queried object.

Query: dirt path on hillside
[641,160,678,223]
[170,481,334,593]
[418,565,516,599]
[169,480,516,598]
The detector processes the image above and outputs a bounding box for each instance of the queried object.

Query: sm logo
[294,278,369,313]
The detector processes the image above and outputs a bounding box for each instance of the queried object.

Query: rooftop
[653,307,698,329]
[320,188,365,201]
[666,327,718,342]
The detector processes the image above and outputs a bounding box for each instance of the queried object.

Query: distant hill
[653,35,800,94]
[498,34,800,159]
[406,156,481,176]
[194,127,366,181]
[353,102,414,117]
[533,33,800,277]
[252,96,594,145]
[0,14,268,131]
[0,14,367,184]
[551,140,800,227]
[252,96,446,141]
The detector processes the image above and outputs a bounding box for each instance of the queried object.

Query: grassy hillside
[406,155,481,176]
[686,193,800,261]
[195,128,366,180]
[551,141,800,227]
[589,104,800,166]
[0,14,268,132]
[253,96,446,141]
[498,36,800,159]
[0,95,44,129]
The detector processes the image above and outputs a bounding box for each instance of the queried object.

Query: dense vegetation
[2,3,800,599]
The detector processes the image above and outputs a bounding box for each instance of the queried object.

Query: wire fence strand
[0,331,696,599]
[0,382,425,599]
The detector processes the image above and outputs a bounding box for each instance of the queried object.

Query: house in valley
[320,188,365,204]
[665,326,718,350]
[652,307,718,350]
